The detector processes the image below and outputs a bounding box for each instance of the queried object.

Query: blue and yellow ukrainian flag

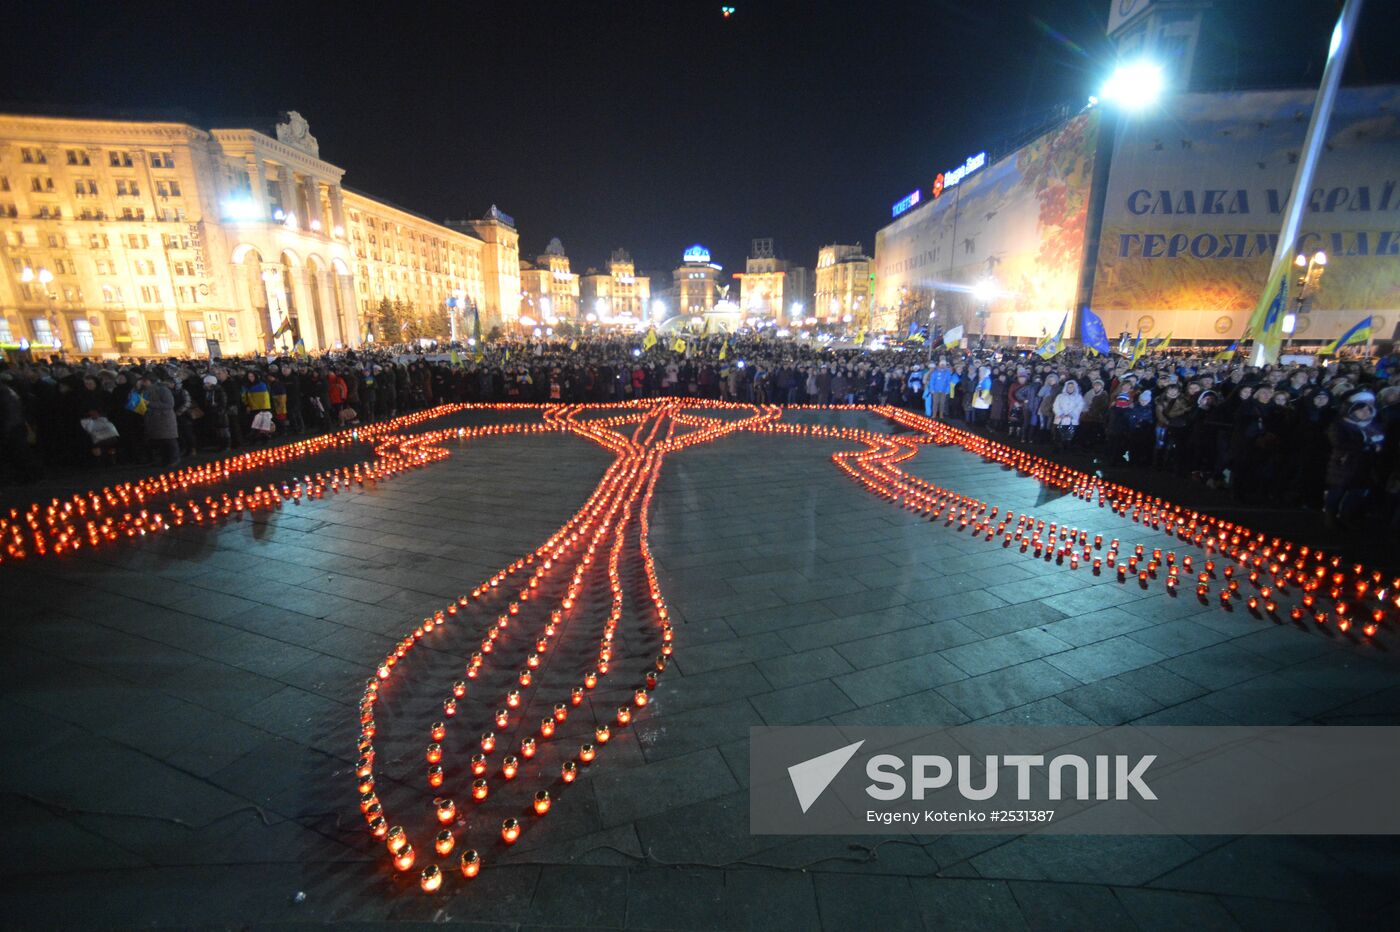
[1316,316,1373,356]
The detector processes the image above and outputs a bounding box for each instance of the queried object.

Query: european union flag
[1081,307,1111,356]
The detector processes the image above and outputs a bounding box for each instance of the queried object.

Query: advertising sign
[1091,86,1400,340]
[874,113,1099,337]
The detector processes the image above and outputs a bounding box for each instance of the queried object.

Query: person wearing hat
[1323,391,1385,528]
[201,374,231,451]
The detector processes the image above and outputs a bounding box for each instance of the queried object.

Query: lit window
[0,317,12,343]
[187,319,207,354]
[31,317,53,344]
[72,318,95,352]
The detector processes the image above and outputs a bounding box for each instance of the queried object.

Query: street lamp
[651,299,666,321]
[972,276,997,342]
[1287,250,1327,349]
[1100,60,1166,110]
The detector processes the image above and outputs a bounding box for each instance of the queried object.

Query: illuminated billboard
[874,112,1099,338]
[1091,85,1400,342]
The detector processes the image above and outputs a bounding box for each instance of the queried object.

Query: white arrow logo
[788,740,865,813]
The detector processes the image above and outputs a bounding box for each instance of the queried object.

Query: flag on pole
[569,338,578,351]
[642,327,657,350]
[473,307,483,361]
[672,337,687,354]
[1152,331,1173,352]
[942,325,964,349]
[1080,308,1111,356]
[1316,315,1373,356]
[907,320,920,338]
[855,327,867,346]
[1035,313,1068,359]
[1128,329,1149,365]
[719,339,729,361]
[449,349,462,367]
[272,317,293,339]
[294,338,308,358]
[1212,340,1239,363]
[1246,265,1289,364]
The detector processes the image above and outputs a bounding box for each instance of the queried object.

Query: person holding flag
[942,324,963,350]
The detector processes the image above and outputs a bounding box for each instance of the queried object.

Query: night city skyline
[4,0,1397,273]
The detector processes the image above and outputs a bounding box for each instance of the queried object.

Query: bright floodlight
[971,277,997,303]
[1101,60,1165,110]
[651,300,666,318]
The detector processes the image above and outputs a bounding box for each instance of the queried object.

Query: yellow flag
[449,349,462,367]
[672,337,687,354]
[642,327,657,350]
[1153,331,1173,352]
[719,340,728,360]
[569,339,578,351]
[1128,331,1148,365]
[855,327,866,346]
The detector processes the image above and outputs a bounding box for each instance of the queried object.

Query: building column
[285,268,321,350]
[328,185,346,231]
[337,274,360,346]
[278,169,298,224]
[249,157,269,217]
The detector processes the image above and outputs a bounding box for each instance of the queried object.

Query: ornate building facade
[0,111,521,356]
[519,237,579,322]
[579,248,650,322]
[672,244,724,318]
[814,243,873,327]
[733,237,811,324]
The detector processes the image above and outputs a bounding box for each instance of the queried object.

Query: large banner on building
[1092,86,1400,342]
[874,112,1099,339]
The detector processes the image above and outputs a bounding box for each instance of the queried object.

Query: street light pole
[1283,251,1327,351]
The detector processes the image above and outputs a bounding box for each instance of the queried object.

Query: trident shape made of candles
[342,397,1387,895]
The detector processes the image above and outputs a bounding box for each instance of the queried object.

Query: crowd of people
[1,333,1396,533]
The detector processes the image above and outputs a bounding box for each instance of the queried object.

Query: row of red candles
[356,401,777,892]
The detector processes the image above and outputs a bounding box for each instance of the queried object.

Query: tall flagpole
[1248,0,1364,366]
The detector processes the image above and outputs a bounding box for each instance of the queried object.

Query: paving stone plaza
[3,403,1398,929]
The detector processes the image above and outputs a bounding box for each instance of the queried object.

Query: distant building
[671,243,725,322]
[0,110,521,355]
[814,244,873,326]
[519,236,578,322]
[579,248,650,323]
[733,237,811,324]
[446,205,520,330]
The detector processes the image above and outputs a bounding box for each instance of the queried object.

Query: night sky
[3,0,1396,276]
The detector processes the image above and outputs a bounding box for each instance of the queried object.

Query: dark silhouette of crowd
[2,334,1397,535]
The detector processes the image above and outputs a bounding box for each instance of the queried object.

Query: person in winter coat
[1153,383,1195,471]
[923,361,958,419]
[141,373,180,466]
[327,369,349,422]
[968,366,993,426]
[1079,379,1109,447]
[201,374,231,451]
[1324,393,1385,527]
[1051,380,1085,450]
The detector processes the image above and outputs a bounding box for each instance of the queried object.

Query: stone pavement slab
[3,407,1399,928]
